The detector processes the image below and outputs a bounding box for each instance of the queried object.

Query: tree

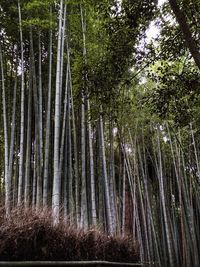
[52,0,64,224]
[168,0,200,70]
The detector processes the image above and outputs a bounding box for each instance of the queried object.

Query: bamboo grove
[0,0,200,266]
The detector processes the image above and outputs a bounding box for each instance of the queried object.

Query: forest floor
[0,208,139,262]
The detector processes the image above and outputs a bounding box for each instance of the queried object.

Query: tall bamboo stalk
[52,0,64,224]
[43,9,53,207]
[24,72,32,209]
[0,44,9,215]
[99,114,113,233]
[17,0,25,207]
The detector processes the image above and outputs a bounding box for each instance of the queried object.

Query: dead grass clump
[0,208,139,262]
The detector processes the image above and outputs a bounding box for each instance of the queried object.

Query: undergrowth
[0,207,139,262]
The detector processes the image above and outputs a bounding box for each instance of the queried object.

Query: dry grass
[0,207,139,262]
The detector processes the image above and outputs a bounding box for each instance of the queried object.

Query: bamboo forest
[0,0,200,266]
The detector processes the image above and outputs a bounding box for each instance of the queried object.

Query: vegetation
[0,208,139,261]
[0,0,200,266]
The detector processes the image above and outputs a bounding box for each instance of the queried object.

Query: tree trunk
[156,129,174,266]
[99,113,113,234]
[59,4,66,111]
[109,121,117,233]
[59,60,69,194]
[52,0,64,224]
[169,0,200,70]
[80,4,88,230]
[18,0,25,206]
[24,68,32,209]
[7,77,17,212]
[87,100,97,226]
[38,32,43,175]
[30,28,42,209]
[43,14,52,207]
[0,45,9,215]
[69,67,79,226]
[80,92,88,229]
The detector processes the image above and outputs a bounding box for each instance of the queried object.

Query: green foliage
[133,0,200,129]
[144,59,200,126]
[78,0,158,112]
[25,0,53,10]
[23,0,56,29]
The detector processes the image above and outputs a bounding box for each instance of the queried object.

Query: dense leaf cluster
[145,61,200,125]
